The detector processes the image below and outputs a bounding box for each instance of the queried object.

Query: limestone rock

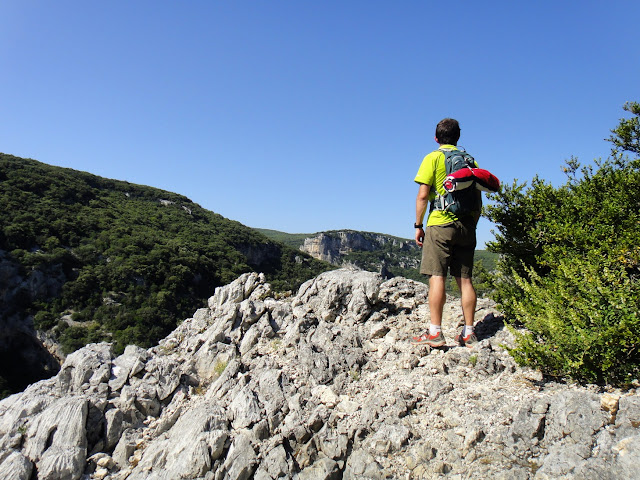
[128,403,228,479]
[108,345,149,392]
[0,450,33,480]
[1,267,638,480]
[24,396,88,480]
[293,268,381,323]
[56,342,113,394]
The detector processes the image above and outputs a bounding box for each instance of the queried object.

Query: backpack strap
[432,148,459,211]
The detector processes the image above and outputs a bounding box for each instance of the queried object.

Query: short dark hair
[435,118,460,145]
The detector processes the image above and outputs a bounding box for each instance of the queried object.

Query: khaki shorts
[420,217,477,278]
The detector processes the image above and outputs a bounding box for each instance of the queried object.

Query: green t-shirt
[414,145,479,226]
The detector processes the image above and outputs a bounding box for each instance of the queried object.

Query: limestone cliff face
[300,231,419,273]
[1,268,638,480]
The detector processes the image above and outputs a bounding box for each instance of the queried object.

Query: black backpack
[430,148,481,217]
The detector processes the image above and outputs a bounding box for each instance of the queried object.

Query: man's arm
[415,183,430,247]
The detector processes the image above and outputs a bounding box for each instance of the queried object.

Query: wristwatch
[414,223,423,229]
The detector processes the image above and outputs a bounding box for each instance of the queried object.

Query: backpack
[431,148,500,216]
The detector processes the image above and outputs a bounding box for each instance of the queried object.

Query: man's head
[435,118,460,145]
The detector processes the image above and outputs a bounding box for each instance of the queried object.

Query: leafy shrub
[33,311,57,330]
[485,102,640,385]
[507,255,639,384]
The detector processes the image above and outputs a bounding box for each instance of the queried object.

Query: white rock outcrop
[1,268,639,479]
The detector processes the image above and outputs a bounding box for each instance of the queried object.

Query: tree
[607,101,640,156]
[484,101,640,385]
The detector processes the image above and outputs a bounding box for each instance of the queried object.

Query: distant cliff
[300,231,416,264]
[258,229,421,281]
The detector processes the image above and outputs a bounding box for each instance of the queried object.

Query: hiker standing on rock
[411,118,480,348]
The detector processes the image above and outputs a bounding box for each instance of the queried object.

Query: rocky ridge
[0,268,638,479]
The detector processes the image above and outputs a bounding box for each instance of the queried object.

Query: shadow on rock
[475,312,505,342]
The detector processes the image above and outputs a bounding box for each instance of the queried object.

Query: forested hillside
[253,228,312,249]
[0,154,332,360]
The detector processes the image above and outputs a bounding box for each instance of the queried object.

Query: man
[412,118,480,348]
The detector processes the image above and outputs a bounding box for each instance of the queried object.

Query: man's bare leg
[428,275,447,326]
[455,276,476,327]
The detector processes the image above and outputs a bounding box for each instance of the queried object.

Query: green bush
[507,255,639,384]
[485,102,640,385]
[33,311,57,330]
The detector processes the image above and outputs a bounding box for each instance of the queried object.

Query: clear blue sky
[1,1,639,247]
